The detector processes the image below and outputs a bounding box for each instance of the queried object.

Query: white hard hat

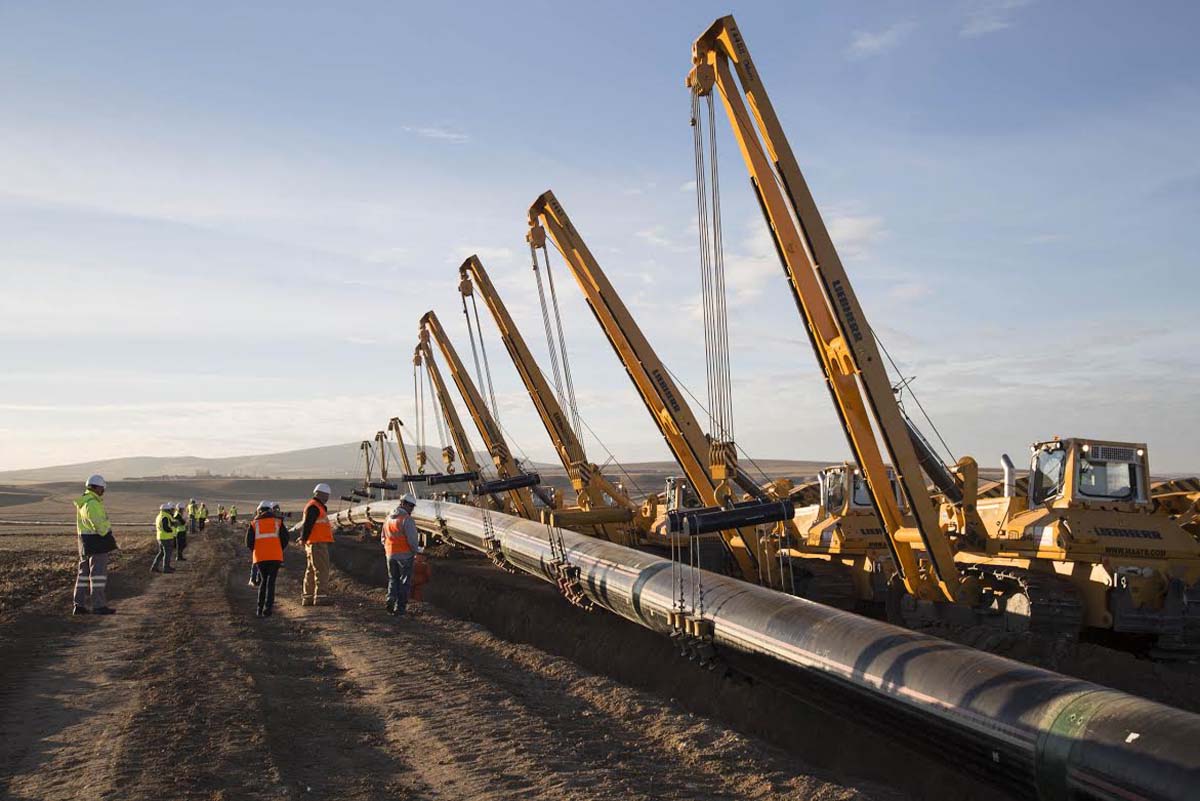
[257,500,271,512]
[270,501,281,510]
[190,498,196,503]
[86,474,106,488]
[159,502,171,511]
[313,483,332,495]
[401,493,417,506]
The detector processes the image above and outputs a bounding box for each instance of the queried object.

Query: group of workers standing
[152,498,208,573]
[71,476,427,621]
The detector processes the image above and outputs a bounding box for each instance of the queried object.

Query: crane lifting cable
[692,86,738,479]
[462,290,501,426]
[531,239,583,444]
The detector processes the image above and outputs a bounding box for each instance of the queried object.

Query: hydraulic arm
[528,191,793,583]
[458,255,643,541]
[689,16,961,603]
[412,336,498,507]
[419,311,543,518]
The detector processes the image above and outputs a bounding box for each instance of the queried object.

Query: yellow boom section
[690,16,960,602]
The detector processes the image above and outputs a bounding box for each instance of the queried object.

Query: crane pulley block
[473,472,542,495]
[426,471,481,486]
[667,498,794,536]
[368,481,399,491]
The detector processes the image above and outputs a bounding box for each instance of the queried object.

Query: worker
[299,483,334,606]
[229,505,239,525]
[197,501,208,531]
[246,500,288,617]
[218,504,227,523]
[172,501,188,561]
[186,498,199,536]
[152,502,177,573]
[380,493,422,617]
[72,474,119,615]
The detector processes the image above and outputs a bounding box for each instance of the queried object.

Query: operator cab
[819,464,904,516]
[1029,438,1150,508]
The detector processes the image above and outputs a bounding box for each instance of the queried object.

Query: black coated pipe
[667,498,795,535]
[473,471,541,494]
[368,480,399,490]
[426,471,480,486]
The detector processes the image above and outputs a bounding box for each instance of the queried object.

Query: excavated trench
[332,536,1012,801]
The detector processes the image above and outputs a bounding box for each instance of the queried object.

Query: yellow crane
[412,334,502,511]
[457,255,650,543]
[689,14,1200,648]
[528,190,795,587]
[419,310,546,520]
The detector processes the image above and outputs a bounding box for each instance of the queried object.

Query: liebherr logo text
[651,370,682,413]
[1096,527,1162,540]
[830,280,863,343]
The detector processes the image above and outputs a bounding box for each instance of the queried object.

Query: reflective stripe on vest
[305,499,333,543]
[156,511,175,540]
[383,515,412,557]
[252,516,283,563]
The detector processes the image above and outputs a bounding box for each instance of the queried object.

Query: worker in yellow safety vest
[245,500,289,617]
[229,505,239,525]
[197,502,208,531]
[186,498,199,535]
[299,483,334,606]
[73,474,119,615]
[152,502,177,574]
[381,494,422,617]
[172,501,189,561]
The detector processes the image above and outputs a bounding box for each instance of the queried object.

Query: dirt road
[0,524,898,801]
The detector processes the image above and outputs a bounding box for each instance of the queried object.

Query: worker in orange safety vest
[245,500,288,617]
[299,483,334,606]
[381,494,422,617]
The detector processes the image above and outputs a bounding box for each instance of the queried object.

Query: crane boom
[387,417,417,476]
[458,256,637,520]
[689,15,959,602]
[413,337,486,479]
[420,311,540,519]
[528,190,769,581]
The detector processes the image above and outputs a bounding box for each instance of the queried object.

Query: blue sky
[2,1,1199,474]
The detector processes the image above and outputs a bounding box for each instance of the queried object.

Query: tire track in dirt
[273,543,892,801]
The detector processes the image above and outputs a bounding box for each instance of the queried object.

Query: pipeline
[332,499,1200,801]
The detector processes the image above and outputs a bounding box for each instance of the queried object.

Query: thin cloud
[401,125,469,143]
[452,245,513,265]
[826,214,886,259]
[847,21,916,59]
[960,0,1033,38]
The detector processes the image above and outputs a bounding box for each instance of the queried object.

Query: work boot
[263,607,273,617]
[93,607,116,616]
[386,599,396,614]
[72,604,90,615]
[313,597,333,607]
[164,567,176,574]
[301,598,313,607]
[256,608,264,618]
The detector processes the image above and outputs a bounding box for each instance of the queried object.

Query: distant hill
[0,442,447,484]
[0,442,839,487]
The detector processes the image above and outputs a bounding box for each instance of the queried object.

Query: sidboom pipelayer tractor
[688,14,1200,652]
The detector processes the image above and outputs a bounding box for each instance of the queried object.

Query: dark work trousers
[176,530,188,560]
[249,562,261,585]
[256,561,280,612]
[152,539,175,572]
[387,554,415,616]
